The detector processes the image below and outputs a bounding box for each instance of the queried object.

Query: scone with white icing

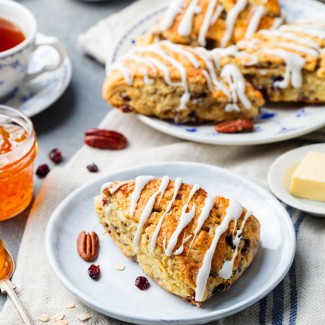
[103,41,264,124]
[95,176,260,305]
[138,0,283,49]
[216,21,325,103]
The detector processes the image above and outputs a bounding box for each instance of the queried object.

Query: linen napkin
[1,109,324,325]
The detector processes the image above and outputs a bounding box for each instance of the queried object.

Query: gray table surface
[0,0,133,311]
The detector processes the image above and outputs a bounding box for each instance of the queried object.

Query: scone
[138,0,283,49]
[216,21,325,103]
[95,176,260,305]
[103,41,264,124]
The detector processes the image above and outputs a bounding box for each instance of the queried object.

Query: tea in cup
[0,0,66,98]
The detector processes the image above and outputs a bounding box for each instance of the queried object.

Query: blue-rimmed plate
[106,0,325,146]
[0,34,72,118]
[46,162,295,324]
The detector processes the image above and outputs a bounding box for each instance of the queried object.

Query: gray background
[0,0,133,310]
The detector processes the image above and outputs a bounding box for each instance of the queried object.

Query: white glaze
[126,54,158,75]
[259,30,320,49]
[174,235,193,255]
[221,64,251,112]
[194,47,228,94]
[211,5,223,25]
[164,185,200,256]
[265,49,305,88]
[133,176,169,248]
[108,181,130,194]
[272,42,319,57]
[133,45,190,109]
[161,41,200,68]
[198,0,218,46]
[280,25,325,39]
[160,0,184,32]
[195,199,244,302]
[271,14,284,30]
[150,178,183,253]
[188,195,215,252]
[212,45,238,57]
[101,182,112,194]
[130,176,155,218]
[178,0,201,36]
[218,210,252,279]
[221,0,247,48]
[245,5,265,38]
[109,62,134,85]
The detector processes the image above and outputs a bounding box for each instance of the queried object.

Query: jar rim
[0,105,36,165]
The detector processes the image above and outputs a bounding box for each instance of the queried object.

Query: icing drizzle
[195,199,244,302]
[111,41,252,111]
[133,176,169,248]
[130,176,155,218]
[219,210,252,279]
[221,0,247,48]
[164,185,200,256]
[150,177,183,253]
[102,176,253,303]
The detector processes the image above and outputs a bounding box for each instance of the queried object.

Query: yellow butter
[290,151,325,202]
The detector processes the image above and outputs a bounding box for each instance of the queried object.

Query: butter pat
[290,151,325,202]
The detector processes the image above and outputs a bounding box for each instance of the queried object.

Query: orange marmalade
[0,240,13,279]
[0,106,37,221]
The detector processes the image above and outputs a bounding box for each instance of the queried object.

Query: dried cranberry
[88,264,100,280]
[48,148,63,164]
[87,163,98,173]
[135,276,150,290]
[36,164,50,178]
[102,198,108,206]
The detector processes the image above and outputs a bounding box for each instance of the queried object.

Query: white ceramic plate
[106,0,325,146]
[46,162,295,324]
[0,34,72,117]
[268,144,325,217]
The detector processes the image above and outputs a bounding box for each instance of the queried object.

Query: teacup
[0,0,65,98]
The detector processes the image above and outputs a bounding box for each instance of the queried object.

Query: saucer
[0,34,72,117]
[268,143,325,217]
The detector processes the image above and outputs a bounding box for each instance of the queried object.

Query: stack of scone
[102,0,325,131]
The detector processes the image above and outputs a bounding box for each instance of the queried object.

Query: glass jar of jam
[0,105,38,221]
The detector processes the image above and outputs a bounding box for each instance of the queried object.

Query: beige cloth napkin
[0,110,324,325]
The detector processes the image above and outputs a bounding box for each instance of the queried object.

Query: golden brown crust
[139,0,282,48]
[95,178,260,305]
[218,22,325,103]
[103,42,264,123]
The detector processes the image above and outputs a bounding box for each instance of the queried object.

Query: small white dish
[106,0,325,146]
[0,34,72,117]
[268,143,325,217]
[46,162,295,324]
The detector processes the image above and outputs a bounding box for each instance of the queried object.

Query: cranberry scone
[95,176,260,305]
[216,21,325,103]
[103,41,264,124]
[138,0,283,49]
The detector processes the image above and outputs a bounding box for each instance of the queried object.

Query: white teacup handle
[24,33,66,82]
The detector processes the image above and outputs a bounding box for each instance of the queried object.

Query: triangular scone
[138,0,283,49]
[95,176,260,305]
[103,41,264,124]
[215,21,325,103]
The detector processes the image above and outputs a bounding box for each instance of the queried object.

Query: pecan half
[84,128,127,150]
[77,231,99,261]
[215,119,254,134]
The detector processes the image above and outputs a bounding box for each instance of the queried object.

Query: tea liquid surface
[0,18,25,52]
